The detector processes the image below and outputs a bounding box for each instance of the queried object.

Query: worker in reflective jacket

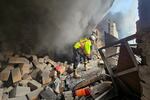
[73,35,96,78]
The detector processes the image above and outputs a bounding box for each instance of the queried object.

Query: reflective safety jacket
[74,38,92,55]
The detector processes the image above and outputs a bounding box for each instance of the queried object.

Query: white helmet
[90,35,96,41]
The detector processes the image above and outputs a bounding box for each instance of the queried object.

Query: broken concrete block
[3,86,13,93]
[22,74,32,80]
[19,64,30,76]
[26,87,43,100]
[9,57,29,64]
[33,61,47,71]
[11,68,22,83]
[41,70,51,85]
[44,64,52,71]
[31,55,38,61]
[31,68,40,80]
[63,91,73,100]
[0,70,10,81]
[2,93,9,100]
[40,87,57,100]
[27,80,41,91]
[0,89,3,100]
[46,59,57,66]
[8,96,27,100]
[9,86,30,97]
[38,58,44,63]
[19,80,29,87]
[0,67,11,81]
[43,56,49,62]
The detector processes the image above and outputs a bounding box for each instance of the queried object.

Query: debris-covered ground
[0,51,112,100]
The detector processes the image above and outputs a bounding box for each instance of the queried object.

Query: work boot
[73,69,81,78]
[84,62,89,71]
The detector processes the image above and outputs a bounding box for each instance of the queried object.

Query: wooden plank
[99,34,137,50]
[95,89,111,100]
[74,75,103,90]
[115,67,138,77]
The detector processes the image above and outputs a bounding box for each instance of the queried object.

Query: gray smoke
[99,0,138,38]
[0,0,114,57]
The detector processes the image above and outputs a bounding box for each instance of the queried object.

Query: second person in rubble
[73,35,96,78]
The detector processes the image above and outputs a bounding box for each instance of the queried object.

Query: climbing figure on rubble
[73,35,96,78]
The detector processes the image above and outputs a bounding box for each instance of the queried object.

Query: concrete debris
[41,70,52,85]
[19,64,31,76]
[63,91,74,100]
[0,53,109,100]
[2,93,9,100]
[3,86,13,93]
[26,87,43,100]
[9,86,30,97]
[91,81,112,98]
[0,67,11,81]
[27,80,42,91]
[11,68,22,83]
[9,57,29,64]
[8,96,27,100]
[40,87,57,100]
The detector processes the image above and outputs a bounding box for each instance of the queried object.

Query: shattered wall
[0,0,114,58]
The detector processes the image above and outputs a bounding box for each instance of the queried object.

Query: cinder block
[46,59,57,66]
[10,86,30,97]
[63,91,73,100]
[9,57,29,64]
[40,87,57,100]
[38,58,44,63]
[11,68,22,83]
[8,96,27,100]
[33,61,47,71]
[27,80,41,91]
[19,64,30,76]
[44,64,52,71]
[31,68,40,79]
[26,87,43,100]
[19,79,31,87]
[41,70,51,85]
[0,67,11,81]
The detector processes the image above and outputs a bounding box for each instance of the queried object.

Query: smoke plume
[0,0,114,59]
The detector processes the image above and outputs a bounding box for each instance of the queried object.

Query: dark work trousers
[73,48,87,69]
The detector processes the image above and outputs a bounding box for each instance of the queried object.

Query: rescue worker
[73,35,96,78]
[91,28,103,59]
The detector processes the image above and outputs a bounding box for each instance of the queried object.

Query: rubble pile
[0,52,112,100]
